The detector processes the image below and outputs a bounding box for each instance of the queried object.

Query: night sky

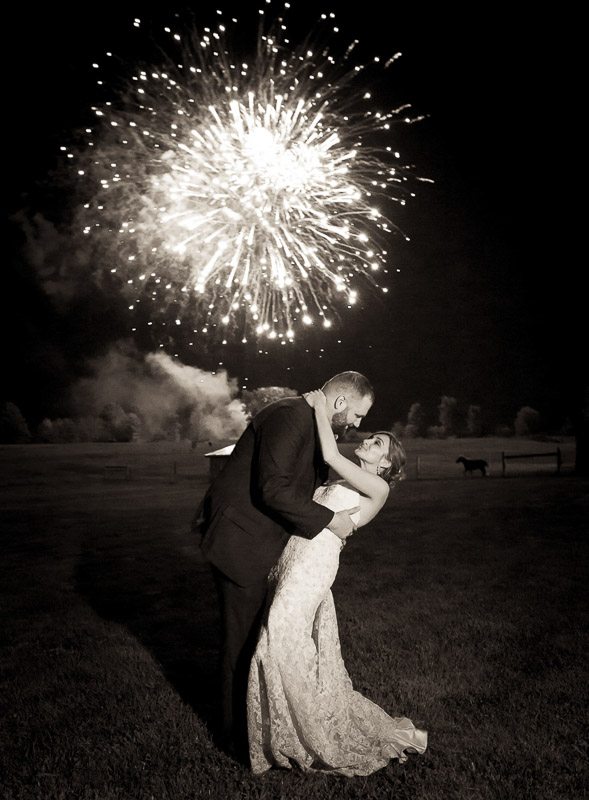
[4,2,577,432]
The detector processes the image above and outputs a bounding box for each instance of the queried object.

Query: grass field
[1,439,587,799]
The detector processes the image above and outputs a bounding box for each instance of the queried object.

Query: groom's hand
[327,506,360,540]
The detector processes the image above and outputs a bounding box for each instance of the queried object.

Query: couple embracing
[196,371,427,776]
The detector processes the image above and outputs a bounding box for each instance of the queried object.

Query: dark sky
[4,2,578,431]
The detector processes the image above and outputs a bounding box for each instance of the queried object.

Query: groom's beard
[331,409,350,439]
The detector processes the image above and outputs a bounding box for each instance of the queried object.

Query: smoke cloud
[71,342,247,442]
[13,210,96,306]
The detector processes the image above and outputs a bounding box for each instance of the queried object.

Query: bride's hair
[374,431,406,484]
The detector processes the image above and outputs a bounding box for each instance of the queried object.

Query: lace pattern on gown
[247,483,427,776]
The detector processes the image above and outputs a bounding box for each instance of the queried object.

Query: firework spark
[68,3,422,342]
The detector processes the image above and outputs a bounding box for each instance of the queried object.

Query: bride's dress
[247,483,427,776]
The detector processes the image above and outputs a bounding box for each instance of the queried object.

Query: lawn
[0,439,587,799]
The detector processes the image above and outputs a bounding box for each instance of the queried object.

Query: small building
[204,444,235,479]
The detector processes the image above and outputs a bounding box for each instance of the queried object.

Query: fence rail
[501,448,562,477]
[103,465,131,480]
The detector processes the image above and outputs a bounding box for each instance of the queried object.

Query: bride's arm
[303,390,389,508]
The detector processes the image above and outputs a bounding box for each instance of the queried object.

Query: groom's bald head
[322,371,374,404]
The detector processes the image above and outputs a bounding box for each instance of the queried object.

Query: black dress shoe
[225,738,249,765]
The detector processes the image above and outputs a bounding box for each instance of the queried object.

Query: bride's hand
[303,389,327,409]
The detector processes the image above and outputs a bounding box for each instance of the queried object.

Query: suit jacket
[197,396,333,586]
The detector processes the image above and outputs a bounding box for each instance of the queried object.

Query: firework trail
[68,2,423,342]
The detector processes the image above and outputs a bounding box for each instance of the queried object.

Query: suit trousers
[211,565,269,758]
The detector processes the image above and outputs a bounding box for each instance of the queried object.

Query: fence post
[416,455,421,480]
[501,452,506,478]
[556,447,562,475]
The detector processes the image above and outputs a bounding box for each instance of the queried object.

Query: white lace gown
[247,483,428,776]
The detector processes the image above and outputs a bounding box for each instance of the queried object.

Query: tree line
[0,388,565,445]
[389,397,555,440]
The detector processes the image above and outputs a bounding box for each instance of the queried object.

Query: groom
[196,371,375,759]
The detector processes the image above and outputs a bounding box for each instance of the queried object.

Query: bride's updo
[375,431,407,484]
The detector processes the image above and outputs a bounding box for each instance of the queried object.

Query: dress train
[247,483,427,776]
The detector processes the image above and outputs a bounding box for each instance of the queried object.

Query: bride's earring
[377,459,391,477]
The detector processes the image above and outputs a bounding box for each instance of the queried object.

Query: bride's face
[354,433,391,471]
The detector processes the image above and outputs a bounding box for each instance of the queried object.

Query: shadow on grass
[74,514,225,750]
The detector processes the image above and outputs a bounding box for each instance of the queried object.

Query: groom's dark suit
[197,396,334,754]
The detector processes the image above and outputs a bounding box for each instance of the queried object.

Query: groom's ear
[334,394,346,410]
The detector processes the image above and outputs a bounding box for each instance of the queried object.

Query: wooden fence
[103,465,131,480]
[501,448,562,477]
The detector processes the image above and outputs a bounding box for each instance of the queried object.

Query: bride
[247,389,427,776]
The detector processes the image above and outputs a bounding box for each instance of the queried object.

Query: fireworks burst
[68,2,423,342]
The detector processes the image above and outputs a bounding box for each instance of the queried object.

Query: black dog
[456,456,488,476]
